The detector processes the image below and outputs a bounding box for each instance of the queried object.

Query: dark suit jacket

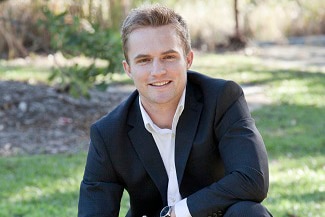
[78,71,269,217]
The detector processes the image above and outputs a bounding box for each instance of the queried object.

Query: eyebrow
[134,54,150,60]
[162,49,179,55]
[133,49,179,60]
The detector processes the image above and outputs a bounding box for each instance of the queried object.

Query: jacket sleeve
[78,124,124,217]
[187,81,269,216]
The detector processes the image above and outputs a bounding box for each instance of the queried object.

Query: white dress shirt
[139,89,192,217]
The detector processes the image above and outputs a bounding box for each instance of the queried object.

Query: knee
[224,201,272,217]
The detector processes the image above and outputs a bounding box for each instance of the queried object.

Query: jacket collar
[127,80,203,203]
[175,82,203,188]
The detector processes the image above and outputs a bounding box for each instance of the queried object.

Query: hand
[171,206,176,217]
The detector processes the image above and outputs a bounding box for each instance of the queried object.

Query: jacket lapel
[126,82,203,203]
[127,98,168,205]
[175,83,203,189]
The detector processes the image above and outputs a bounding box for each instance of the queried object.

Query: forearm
[187,120,269,216]
[186,164,268,216]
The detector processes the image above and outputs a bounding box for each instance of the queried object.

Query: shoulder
[91,90,139,134]
[187,70,243,98]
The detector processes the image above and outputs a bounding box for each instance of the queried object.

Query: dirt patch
[0,79,270,157]
[0,80,131,156]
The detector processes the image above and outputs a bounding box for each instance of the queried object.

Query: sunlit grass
[265,156,324,217]
[0,65,51,84]
[0,59,132,87]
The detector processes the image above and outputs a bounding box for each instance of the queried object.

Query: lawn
[0,53,324,217]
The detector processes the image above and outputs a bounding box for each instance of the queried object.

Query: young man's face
[123,24,193,110]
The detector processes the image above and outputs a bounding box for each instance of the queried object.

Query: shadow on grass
[241,68,325,86]
[194,59,325,91]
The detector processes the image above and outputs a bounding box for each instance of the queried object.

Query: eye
[163,55,176,61]
[136,58,151,64]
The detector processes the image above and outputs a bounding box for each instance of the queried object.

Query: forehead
[127,25,183,57]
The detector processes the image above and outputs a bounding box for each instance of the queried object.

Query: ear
[186,50,194,69]
[122,60,132,79]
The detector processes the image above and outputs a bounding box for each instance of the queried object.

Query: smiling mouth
[150,81,171,87]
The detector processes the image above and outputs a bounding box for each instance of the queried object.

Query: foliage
[38,8,123,97]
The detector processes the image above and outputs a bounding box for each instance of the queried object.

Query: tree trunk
[234,0,240,38]
[228,0,246,50]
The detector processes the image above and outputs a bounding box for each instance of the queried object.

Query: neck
[142,102,178,129]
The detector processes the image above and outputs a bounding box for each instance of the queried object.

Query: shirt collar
[139,88,186,134]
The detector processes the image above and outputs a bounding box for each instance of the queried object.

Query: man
[78,4,272,217]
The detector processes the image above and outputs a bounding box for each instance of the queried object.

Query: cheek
[167,62,188,76]
[169,58,188,69]
[130,69,148,83]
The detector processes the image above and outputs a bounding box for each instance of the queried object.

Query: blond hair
[121,4,191,63]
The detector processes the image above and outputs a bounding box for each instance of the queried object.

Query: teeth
[152,81,169,86]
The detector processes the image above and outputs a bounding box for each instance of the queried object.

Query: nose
[151,59,166,76]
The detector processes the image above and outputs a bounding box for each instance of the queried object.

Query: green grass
[265,156,324,217]
[0,153,85,217]
[0,53,324,216]
[255,103,324,216]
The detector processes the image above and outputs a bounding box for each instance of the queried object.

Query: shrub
[39,8,123,97]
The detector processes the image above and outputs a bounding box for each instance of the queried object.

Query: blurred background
[0,0,324,58]
[0,0,324,217]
